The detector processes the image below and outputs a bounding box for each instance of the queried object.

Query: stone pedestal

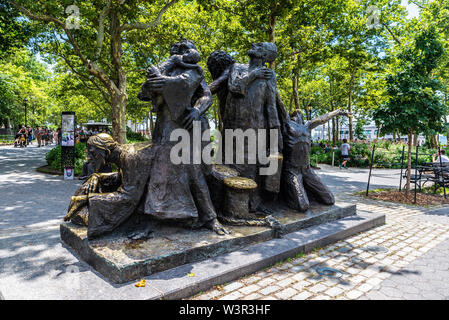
[61,202,358,284]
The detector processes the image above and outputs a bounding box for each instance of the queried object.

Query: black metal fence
[365,144,446,204]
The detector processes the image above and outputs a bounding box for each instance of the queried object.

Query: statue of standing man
[210,43,282,214]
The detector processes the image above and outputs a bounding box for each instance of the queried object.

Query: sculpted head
[170,39,198,56]
[291,110,304,126]
[86,133,118,172]
[207,50,235,80]
[248,42,278,63]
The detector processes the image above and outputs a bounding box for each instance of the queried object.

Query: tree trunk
[327,120,331,142]
[445,95,449,144]
[336,116,339,141]
[213,105,218,131]
[111,93,127,144]
[405,129,413,195]
[331,105,337,145]
[292,74,300,111]
[145,114,149,138]
[149,110,154,138]
[288,94,293,113]
[110,9,127,144]
[432,135,438,148]
[268,1,277,69]
[347,72,354,141]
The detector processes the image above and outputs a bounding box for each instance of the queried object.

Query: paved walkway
[0,144,80,238]
[192,166,449,300]
[1,146,449,300]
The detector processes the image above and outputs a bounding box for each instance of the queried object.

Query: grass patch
[353,188,394,196]
[36,165,64,175]
[36,164,80,176]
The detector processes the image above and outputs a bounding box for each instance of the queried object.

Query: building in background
[311,120,425,144]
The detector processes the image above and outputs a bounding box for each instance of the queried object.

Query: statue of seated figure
[65,133,230,240]
[64,133,160,240]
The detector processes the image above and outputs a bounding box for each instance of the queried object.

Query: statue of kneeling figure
[65,133,230,240]
[64,133,160,239]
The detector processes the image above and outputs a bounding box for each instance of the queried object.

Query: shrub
[309,141,439,169]
[126,126,147,142]
[45,142,86,175]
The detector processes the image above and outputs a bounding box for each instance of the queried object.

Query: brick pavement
[2,146,449,300]
[191,167,449,300]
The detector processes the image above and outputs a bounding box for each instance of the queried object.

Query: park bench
[402,162,449,193]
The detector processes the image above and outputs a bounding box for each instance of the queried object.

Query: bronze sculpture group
[64,40,350,240]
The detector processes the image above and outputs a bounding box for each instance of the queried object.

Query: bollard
[399,145,405,191]
[366,144,376,196]
[414,146,418,204]
[438,146,446,199]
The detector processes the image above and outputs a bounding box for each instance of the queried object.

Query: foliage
[0,1,34,57]
[126,126,148,142]
[373,27,446,138]
[354,118,367,140]
[1,0,448,148]
[0,48,53,129]
[311,140,446,169]
[45,142,86,175]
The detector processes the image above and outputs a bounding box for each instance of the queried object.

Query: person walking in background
[41,127,47,146]
[48,128,53,144]
[53,129,58,145]
[46,128,50,145]
[80,129,87,143]
[339,139,351,169]
[27,126,33,145]
[34,126,42,147]
[57,128,62,145]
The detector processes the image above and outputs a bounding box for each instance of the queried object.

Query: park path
[192,165,449,300]
[1,145,449,299]
[0,144,80,238]
[0,144,136,299]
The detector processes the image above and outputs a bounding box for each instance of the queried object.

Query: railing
[365,144,442,204]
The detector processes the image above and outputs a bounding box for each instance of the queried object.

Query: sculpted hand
[182,108,200,131]
[147,76,167,92]
[252,67,273,80]
[146,65,161,78]
[82,175,99,194]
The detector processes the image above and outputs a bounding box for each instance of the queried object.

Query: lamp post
[308,105,312,121]
[23,98,28,127]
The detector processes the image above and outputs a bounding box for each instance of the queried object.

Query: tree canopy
[0,0,447,145]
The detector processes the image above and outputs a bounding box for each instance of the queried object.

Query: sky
[402,0,420,19]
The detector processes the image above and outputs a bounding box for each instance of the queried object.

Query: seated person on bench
[433,150,449,164]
